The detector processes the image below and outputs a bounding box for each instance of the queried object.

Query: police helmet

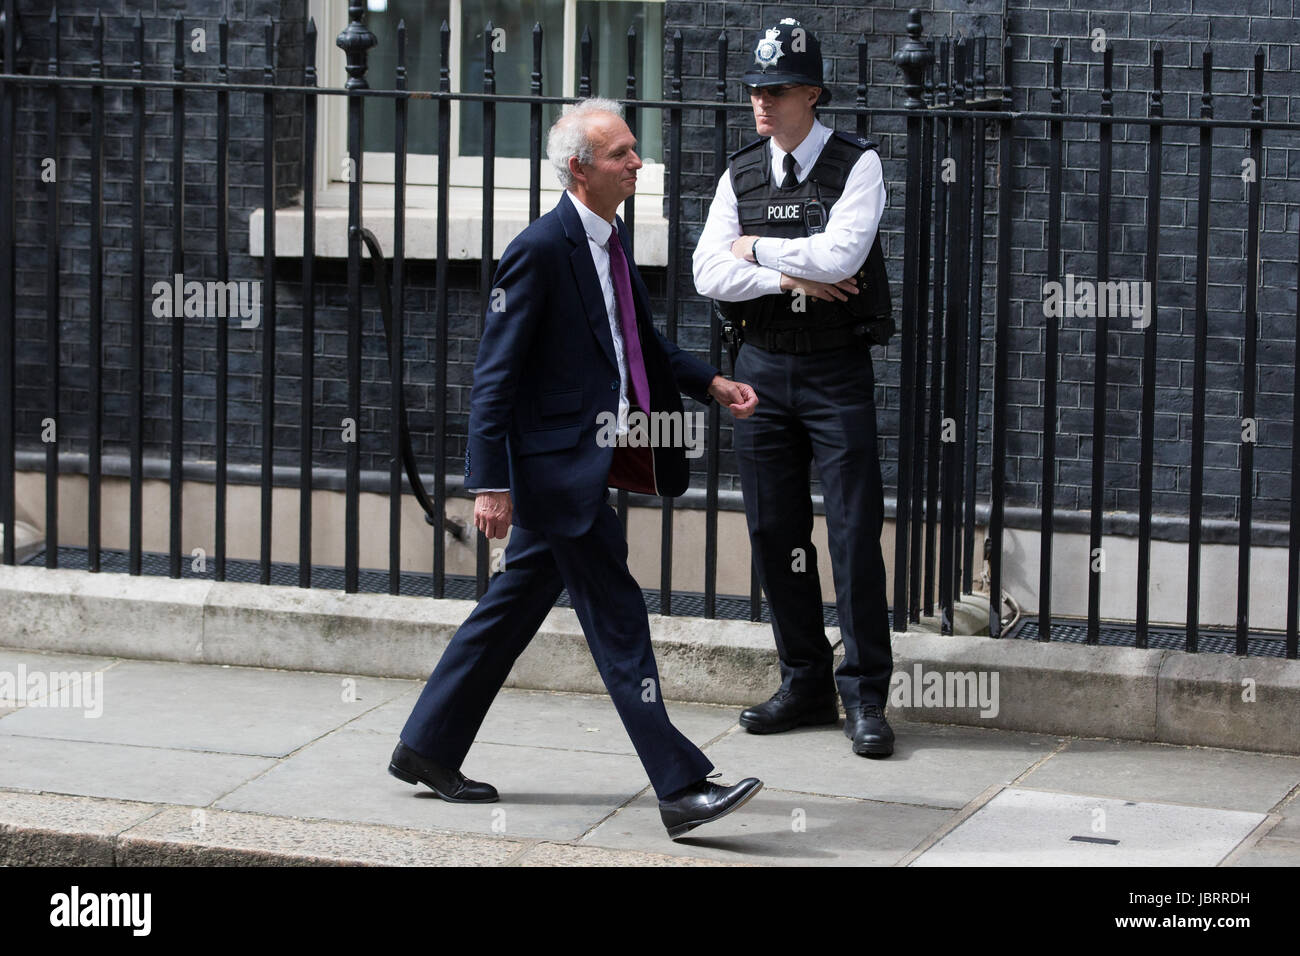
[742,18,831,106]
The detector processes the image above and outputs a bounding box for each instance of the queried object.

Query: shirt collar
[770,118,831,184]
[566,190,615,246]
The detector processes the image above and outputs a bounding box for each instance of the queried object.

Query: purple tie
[606,230,652,412]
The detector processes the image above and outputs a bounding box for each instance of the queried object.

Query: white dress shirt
[568,191,632,437]
[691,118,887,302]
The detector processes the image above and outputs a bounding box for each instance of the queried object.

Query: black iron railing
[1,2,1298,660]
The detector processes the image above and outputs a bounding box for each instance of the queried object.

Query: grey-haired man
[393,99,765,838]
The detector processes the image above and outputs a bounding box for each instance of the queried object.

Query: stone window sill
[249,180,671,267]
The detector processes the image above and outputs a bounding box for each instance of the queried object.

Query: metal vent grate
[1007,618,1288,658]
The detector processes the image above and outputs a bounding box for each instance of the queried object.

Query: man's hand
[708,375,758,419]
[779,272,859,302]
[474,491,513,539]
[731,235,762,262]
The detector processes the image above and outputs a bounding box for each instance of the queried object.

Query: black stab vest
[724,130,893,345]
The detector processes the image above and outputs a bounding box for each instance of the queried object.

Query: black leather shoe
[739,689,839,734]
[843,704,895,757]
[658,777,763,840]
[388,741,499,802]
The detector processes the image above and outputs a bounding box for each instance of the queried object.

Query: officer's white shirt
[691,117,886,302]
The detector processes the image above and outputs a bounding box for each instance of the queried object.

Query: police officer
[692,18,895,756]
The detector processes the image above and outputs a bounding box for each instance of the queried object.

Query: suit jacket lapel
[560,192,619,373]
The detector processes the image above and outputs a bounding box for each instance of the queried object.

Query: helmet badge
[754,27,784,70]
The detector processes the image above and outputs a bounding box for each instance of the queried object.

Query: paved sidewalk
[0,645,1297,866]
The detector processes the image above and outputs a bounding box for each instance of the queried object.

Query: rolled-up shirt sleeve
[691,169,785,302]
[763,148,886,284]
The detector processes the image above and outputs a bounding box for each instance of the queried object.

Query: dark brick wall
[1000,0,1300,523]
[9,0,1300,527]
[11,0,307,466]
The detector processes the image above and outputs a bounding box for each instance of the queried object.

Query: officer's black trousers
[733,342,894,708]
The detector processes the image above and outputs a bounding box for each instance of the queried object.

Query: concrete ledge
[200,580,472,677]
[0,566,213,662]
[1155,652,1300,753]
[888,631,1163,741]
[1,565,1298,754]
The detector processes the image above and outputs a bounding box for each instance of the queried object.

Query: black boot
[842,704,895,757]
[739,689,840,734]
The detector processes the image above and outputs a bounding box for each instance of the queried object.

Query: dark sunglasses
[744,83,800,97]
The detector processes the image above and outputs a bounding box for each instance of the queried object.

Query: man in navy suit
[390,98,764,840]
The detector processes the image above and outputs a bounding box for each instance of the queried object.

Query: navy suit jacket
[465,191,720,537]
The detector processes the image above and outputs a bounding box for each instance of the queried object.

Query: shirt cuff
[467,488,510,493]
[755,266,784,296]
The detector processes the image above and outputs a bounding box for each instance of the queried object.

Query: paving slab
[0,649,1292,867]
[1267,810,1300,842]
[1019,738,1300,812]
[0,735,275,805]
[116,806,525,866]
[1272,792,1300,818]
[0,648,118,718]
[338,686,421,734]
[582,787,954,865]
[0,648,118,681]
[0,659,412,757]
[346,685,740,757]
[913,788,1265,866]
[215,728,654,842]
[1226,838,1300,866]
[0,790,161,865]
[700,720,1061,808]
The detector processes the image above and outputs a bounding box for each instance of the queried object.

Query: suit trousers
[732,342,894,709]
[400,499,714,800]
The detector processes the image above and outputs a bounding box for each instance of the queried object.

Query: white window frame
[345,0,665,188]
[260,0,668,262]
[319,0,665,197]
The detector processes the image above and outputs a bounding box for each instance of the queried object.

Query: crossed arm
[691,147,886,304]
